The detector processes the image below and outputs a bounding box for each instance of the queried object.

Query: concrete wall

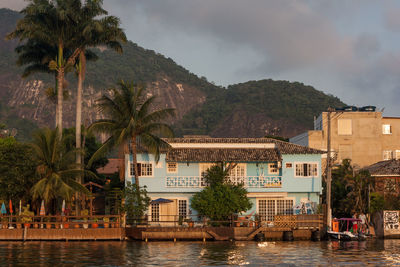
[291,111,400,168]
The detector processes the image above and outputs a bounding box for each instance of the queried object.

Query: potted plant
[1,217,8,229]
[82,209,89,229]
[184,218,194,228]
[91,218,98,228]
[15,217,22,229]
[43,217,51,229]
[103,217,110,228]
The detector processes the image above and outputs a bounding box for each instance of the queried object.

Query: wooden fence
[0,215,121,229]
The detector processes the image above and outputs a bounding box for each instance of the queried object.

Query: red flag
[9,200,12,214]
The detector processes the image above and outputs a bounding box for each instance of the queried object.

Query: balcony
[166,176,282,188]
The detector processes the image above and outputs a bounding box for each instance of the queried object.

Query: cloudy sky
[2,1,400,116]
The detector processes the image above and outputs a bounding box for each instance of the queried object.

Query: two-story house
[290,108,400,168]
[125,137,323,222]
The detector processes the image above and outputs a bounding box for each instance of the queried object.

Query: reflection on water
[0,240,400,266]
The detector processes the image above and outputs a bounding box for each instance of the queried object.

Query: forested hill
[176,79,345,137]
[0,8,345,140]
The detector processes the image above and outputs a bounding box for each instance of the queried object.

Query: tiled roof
[363,159,400,176]
[97,158,120,174]
[166,148,280,162]
[162,137,323,162]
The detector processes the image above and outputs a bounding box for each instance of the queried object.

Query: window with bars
[258,199,294,221]
[229,164,246,184]
[167,162,178,173]
[268,163,279,174]
[383,150,393,161]
[200,163,215,186]
[295,163,318,177]
[130,162,153,177]
[178,200,187,219]
[151,203,160,222]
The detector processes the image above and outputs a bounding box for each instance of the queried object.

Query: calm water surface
[1,240,400,266]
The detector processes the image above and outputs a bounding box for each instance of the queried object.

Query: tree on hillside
[191,164,252,222]
[88,81,175,186]
[30,128,90,214]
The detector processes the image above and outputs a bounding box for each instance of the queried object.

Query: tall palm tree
[89,81,175,186]
[30,127,91,213]
[7,0,84,136]
[73,1,126,182]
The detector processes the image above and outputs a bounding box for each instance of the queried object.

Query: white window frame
[228,163,246,184]
[257,197,295,221]
[131,161,154,177]
[268,163,279,174]
[294,162,319,178]
[383,150,393,161]
[199,163,216,186]
[167,162,178,173]
[383,124,392,135]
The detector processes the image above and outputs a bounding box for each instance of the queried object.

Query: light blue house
[125,137,323,222]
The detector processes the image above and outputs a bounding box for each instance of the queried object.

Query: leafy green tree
[330,159,374,217]
[30,127,90,213]
[370,192,385,214]
[0,137,39,203]
[191,164,252,221]
[122,182,151,223]
[89,81,175,185]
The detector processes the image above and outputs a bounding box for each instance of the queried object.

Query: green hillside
[0,8,345,140]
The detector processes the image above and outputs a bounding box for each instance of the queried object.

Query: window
[383,124,392,135]
[285,163,293,168]
[130,162,153,177]
[295,163,318,177]
[200,163,215,186]
[385,179,397,193]
[383,151,393,161]
[258,199,294,221]
[338,119,352,135]
[229,164,246,184]
[396,150,400,160]
[167,162,178,173]
[268,163,279,174]
[178,200,187,219]
[151,203,160,222]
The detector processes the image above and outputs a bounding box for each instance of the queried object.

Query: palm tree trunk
[76,51,85,181]
[56,42,64,137]
[131,136,140,187]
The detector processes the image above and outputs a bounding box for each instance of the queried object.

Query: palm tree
[30,127,90,213]
[7,0,84,136]
[73,1,126,181]
[89,81,175,186]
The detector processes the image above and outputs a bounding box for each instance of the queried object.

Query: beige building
[290,110,400,168]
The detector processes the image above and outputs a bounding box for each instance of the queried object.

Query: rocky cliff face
[4,74,206,129]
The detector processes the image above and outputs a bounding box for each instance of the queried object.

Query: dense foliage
[122,182,151,223]
[177,79,345,136]
[191,165,252,221]
[0,137,39,203]
[326,159,373,218]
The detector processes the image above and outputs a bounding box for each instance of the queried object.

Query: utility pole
[326,107,333,230]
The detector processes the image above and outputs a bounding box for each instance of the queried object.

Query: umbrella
[61,200,65,216]
[40,200,45,216]
[9,200,13,214]
[151,198,173,204]
[0,203,6,215]
[19,200,21,216]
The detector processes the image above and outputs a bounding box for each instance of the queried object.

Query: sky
[2,0,400,116]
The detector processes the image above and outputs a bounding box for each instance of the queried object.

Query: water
[1,240,400,266]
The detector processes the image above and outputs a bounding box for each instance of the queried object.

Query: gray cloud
[0,0,26,11]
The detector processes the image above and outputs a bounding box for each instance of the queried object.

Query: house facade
[290,109,400,168]
[363,159,400,197]
[125,137,323,222]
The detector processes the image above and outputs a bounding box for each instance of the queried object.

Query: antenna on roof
[380,107,385,112]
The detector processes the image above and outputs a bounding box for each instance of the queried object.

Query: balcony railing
[166,176,282,188]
